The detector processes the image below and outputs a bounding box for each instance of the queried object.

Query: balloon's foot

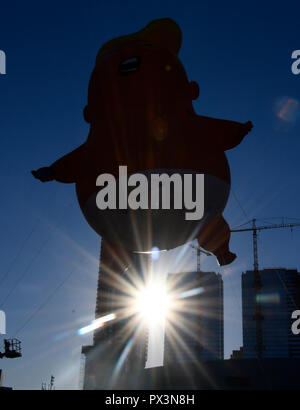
[216,251,236,266]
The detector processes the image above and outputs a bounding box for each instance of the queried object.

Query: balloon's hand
[241,121,253,137]
[31,167,55,182]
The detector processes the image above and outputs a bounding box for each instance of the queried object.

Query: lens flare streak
[78,313,116,335]
[175,287,204,300]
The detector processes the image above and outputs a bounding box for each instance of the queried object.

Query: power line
[0,218,41,286]
[0,239,50,309]
[0,201,74,309]
[0,185,62,287]
[13,265,77,338]
[231,188,248,219]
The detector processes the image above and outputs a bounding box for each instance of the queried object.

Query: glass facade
[82,244,148,389]
[164,271,224,365]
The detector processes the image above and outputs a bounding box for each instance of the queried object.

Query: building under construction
[81,240,149,389]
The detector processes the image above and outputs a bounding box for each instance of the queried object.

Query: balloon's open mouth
[119,56,140,74]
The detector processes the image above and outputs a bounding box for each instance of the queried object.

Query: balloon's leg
[196,215,236,266]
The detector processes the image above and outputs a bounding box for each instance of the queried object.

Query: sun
[135,282,170,326]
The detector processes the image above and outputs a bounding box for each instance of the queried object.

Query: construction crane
[231,218,300,272]
[189,244,212,272]
[231,218,300,358]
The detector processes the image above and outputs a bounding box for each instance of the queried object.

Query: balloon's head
[84,18,199,124]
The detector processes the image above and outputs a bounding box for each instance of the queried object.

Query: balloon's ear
[83,105,92,123]
[189,81,200,100]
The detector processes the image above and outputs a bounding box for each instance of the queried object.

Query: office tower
[164,271,224,365]
[82,240,148,389]
[242,268,300,358]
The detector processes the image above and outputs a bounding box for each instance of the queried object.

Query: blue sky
[0,0,300,389]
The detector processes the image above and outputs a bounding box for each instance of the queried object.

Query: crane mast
[189,244,211,272]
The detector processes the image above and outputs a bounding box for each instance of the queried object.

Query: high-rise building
[164,271,224,365]
[81,240,148,389]
[242,268,300,359]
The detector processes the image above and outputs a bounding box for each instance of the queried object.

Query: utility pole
[41,375,55,390]
[49,375,55,390]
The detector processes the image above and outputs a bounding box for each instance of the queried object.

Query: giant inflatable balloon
[32,18,253,266]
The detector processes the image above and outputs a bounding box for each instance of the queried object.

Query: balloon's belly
[80,169,230,252]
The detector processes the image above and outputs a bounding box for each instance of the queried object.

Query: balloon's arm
[197,115,253,151]
[32,143,87,183]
